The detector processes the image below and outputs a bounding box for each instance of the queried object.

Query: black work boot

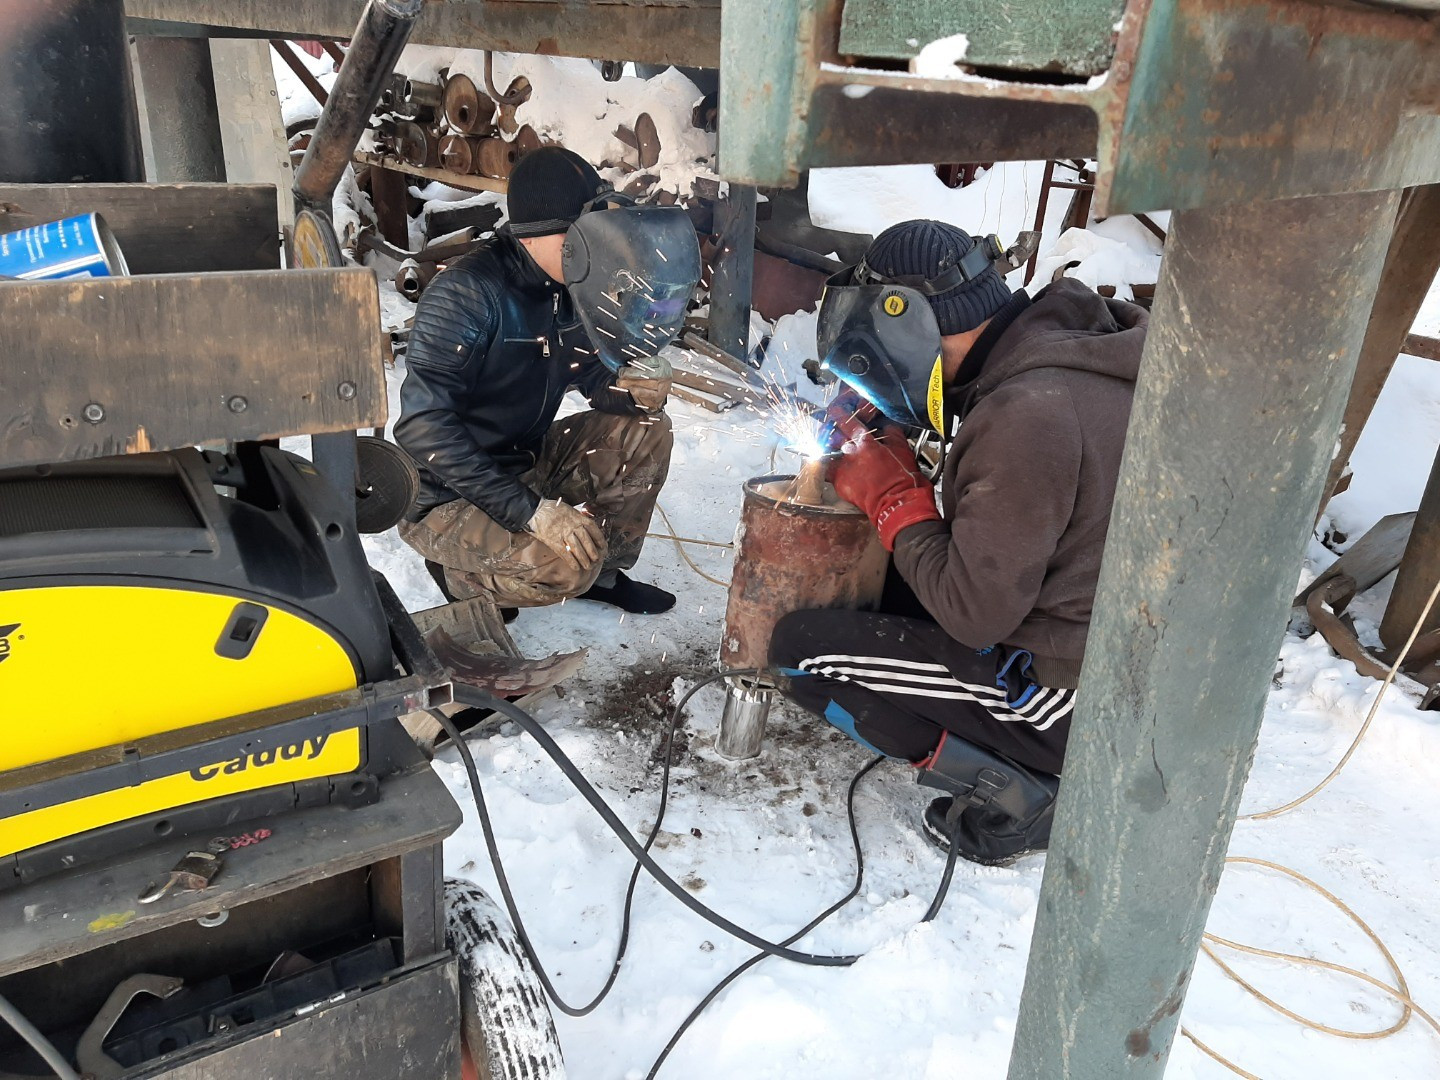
[577,570,676,614]
[915,734,1060,867]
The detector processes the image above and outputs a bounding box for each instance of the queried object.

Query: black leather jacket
[394,234,640,531]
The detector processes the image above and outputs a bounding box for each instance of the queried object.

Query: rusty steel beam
[125,0,721,69]
[708,183,758,364]
[1103,0,1440,213]
[804,83,1098,171]
[1382,438,1440,651]
[270,38,329,105]
[1404,332,1440,362]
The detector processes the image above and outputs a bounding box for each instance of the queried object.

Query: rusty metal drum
[719,474,888,673]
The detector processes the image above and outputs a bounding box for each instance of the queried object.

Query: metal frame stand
[1009,188,1403,1078]
[708,182,758,362]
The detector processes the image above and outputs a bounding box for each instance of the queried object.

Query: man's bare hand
[526,498,605,572]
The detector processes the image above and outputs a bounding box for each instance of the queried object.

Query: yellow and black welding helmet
[817,267,946,435]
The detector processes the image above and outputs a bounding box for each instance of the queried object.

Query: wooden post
[1025,161,1056,285]
[1320,185,1440,513]
[1008,188,1400,1080]
[368,165,412,248]
[210,39,294,242]
[709,183,757,362]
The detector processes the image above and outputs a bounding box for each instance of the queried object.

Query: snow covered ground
[273,46,1440,1078]
[358,318,1440,1080]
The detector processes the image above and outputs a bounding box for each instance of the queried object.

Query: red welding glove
[831,426,941,551]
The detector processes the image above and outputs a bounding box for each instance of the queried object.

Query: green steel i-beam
[719,0,820,188]
[1008,188,1402,1078]
[838,0,1125,76]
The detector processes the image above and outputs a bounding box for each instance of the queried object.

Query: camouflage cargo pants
[398,409,673,608]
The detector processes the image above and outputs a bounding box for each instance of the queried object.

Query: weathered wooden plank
[125,0,721,68]
[0,183,279,273]
[1320,186,1440,511]
[1,269,387,467]
[354,150,506,195]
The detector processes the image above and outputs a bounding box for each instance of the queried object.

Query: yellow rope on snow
[1242,575,1440,821]
[1180,578,1440,1075]
[654,503,731,589]
[1182,856,1440,1075]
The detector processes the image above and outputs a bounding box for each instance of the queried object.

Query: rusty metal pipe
[717,474,886,759]
[395,258,437,302]
[270,39,328,106]
[293,0,423,213]
[402,78,444,109]
[485,50,531,106]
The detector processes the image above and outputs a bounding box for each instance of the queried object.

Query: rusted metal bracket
[1306,576,1393,682]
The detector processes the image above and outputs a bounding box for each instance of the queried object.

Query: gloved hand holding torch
[823,390,941,551]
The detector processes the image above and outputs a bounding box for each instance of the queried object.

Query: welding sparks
[766,384,829,461]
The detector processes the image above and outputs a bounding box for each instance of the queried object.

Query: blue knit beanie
[862,220,1011,335]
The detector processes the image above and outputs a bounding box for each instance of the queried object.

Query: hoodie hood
[955,278,1147,417]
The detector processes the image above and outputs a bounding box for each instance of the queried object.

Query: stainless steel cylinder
[716,680,772,761]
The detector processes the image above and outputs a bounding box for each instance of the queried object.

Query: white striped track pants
[769,609,1074,775]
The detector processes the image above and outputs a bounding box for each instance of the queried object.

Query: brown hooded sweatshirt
[891,278,1147,689]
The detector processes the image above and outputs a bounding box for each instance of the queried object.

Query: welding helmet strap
[854,234,1004,296]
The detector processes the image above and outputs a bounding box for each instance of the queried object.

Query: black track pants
[769,609,1074,776]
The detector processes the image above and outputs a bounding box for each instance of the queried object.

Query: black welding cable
[433,667,759,1015]
[441,678,869,969]
[644,754,883,1080]
[430,669,762,1015]
[437,672,970,1030]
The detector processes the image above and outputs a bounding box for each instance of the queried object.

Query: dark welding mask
[817,231,1040,434]
[816,267,946,435]
[562,203,702,374]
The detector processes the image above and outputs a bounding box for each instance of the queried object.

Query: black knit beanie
[862,220,1011,335]
[507,147,609,238]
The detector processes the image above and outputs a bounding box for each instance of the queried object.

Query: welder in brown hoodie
[770,219,1146,866]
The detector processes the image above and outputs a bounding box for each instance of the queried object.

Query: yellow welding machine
[0,446,396,880]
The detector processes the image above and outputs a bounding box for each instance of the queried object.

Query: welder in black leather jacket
[394,148,676,616]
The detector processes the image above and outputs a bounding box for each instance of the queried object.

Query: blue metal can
[0,213,129,280]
